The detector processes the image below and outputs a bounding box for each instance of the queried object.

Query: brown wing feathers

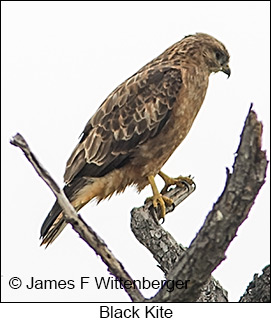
[40,33,231,246]
[64,67,182,183]
[40,66,183,245]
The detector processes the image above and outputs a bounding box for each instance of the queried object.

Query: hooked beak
[222,64,231,78]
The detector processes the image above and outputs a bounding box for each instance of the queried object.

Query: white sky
[1,0,270,318]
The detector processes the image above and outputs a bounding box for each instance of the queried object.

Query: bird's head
[181,33,231,77]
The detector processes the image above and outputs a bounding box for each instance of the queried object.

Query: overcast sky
[1,1,270,320]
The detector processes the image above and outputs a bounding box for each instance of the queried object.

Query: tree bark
[239,265,270,302]
[10,105,269,302]
[10,133,145,302]
[131,105,268,302]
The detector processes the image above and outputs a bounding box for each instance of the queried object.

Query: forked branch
[131,105,268,302]
[10,105,268,302]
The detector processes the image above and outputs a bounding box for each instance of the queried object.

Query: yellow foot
[158,171,194,195]
[146,193,174,218]
[147,175,174,218]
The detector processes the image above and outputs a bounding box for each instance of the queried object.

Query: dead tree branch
[131,105,268,302]
[10,105,268,302]
[131,196,228,302]
[10,133,145,302]
[239,265,270,302]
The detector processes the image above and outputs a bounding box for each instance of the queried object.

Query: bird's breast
[133,78,208,173]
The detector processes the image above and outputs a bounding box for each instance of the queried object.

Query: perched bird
[40,32,230,247]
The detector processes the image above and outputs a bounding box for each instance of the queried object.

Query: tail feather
[40,205,67,247]
[40,177,94,247]
[40,200,62,239]
[40,219,67,247]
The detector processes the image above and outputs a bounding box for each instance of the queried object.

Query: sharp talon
[171,202,175,211]
[147,174,186,219]
[145,192,173,218]
[160,217,165,224]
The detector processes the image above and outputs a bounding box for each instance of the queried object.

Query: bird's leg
[147,175,174,218]
[159,171,195,195]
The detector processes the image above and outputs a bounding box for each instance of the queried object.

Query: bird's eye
[215,51,222,61]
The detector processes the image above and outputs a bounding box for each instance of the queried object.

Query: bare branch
[10,133,145,302]
[131,106,268,302]
[10,104,268,303]
[239,265,270,302]
[131,183,194,275]
[131,193,228,302]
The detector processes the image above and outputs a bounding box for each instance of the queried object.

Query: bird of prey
[40,33,230,247]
